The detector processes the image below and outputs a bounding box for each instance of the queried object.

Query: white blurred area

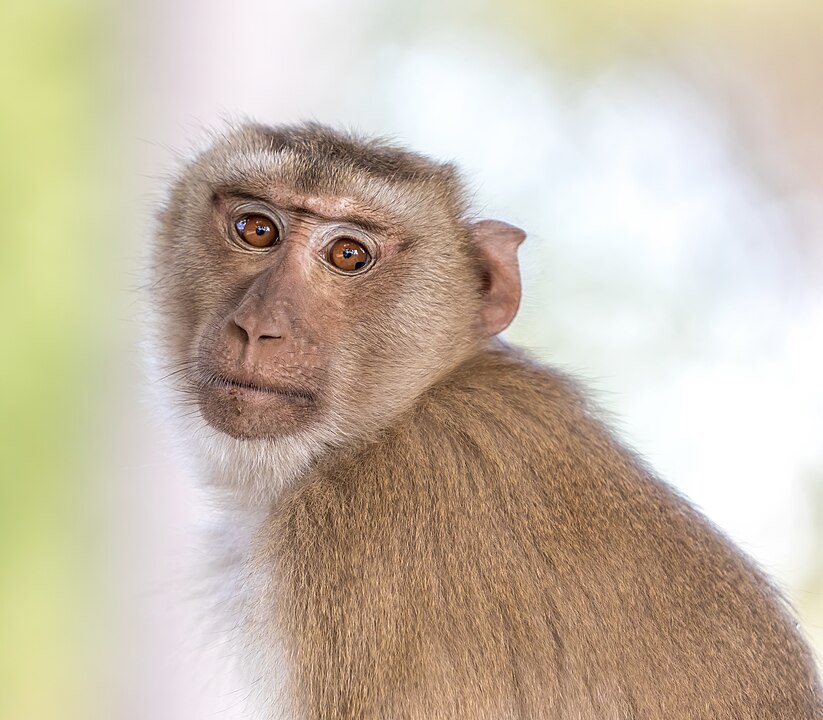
[121,0,823,716]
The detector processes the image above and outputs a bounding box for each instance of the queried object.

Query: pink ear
[468,219,526,336]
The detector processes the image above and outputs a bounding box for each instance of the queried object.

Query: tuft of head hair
[187,122,471,229]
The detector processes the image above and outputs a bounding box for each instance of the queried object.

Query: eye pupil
[234,214,279,248]
[329,238,371,272]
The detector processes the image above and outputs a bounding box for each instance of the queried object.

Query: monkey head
[151,123,524,474]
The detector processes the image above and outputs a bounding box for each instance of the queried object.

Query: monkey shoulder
[424,347,790,593]
[371,347,821,713]
[267,346,821,717]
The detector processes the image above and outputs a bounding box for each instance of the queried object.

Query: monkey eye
[328,238,372,272]
[234,214,280,248]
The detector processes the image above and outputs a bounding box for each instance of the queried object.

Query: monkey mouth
[196,371,319,439]
[204,373,317,404]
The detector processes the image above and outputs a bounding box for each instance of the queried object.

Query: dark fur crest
[250,122,459,186]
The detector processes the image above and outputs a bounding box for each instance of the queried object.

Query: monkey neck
[196,339,544,511]
[295,340,582,502]
[351,340,579,474]
[195,429,328,510]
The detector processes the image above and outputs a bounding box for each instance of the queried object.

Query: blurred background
[1,0,821,717]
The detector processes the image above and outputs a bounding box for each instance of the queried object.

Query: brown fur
[255,348,822,719]
[150,122,823,719]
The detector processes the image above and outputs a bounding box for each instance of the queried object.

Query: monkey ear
[468,219,526,336]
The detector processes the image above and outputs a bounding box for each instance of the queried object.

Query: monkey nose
[230,310,285,344]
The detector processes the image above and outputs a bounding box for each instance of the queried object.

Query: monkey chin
[198,382,319,440]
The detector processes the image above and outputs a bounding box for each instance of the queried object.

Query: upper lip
[205,373,316,402]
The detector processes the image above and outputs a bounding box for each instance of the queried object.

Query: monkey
[148,122,823,720]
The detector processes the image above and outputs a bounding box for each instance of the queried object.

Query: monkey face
[153,169,476,443]
[151,124,522,449]
[192,187,401,440]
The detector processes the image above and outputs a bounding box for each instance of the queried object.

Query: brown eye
[234,214,279,248]
[328,238,371,272]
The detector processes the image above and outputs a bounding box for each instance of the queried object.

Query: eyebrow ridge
[221,190,390,233]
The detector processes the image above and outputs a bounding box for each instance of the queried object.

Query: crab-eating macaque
[149,122,822,720]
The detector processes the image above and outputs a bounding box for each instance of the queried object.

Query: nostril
[230,308,286,343]
[231,318,251,343]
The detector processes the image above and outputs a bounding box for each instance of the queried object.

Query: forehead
[186,124,466,234]
[220,184,396,233]
[239,123,452,185]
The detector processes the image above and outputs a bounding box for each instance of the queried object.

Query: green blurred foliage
[0,0,114,717]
